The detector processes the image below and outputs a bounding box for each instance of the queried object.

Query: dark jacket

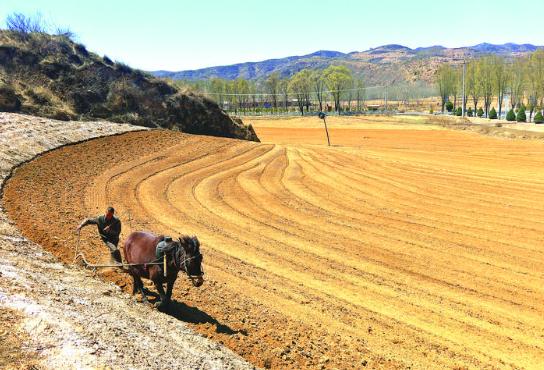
[82,215,121,245]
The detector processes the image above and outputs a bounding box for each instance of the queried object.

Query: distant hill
[154,43,543,86]
[0,30,258,141]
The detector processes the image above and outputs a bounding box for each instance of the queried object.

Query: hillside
[155,43,543,85]
[0,30,258,141]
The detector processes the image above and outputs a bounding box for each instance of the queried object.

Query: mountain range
[153,43,542,86]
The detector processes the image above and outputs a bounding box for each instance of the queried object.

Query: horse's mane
[178,235,200,252]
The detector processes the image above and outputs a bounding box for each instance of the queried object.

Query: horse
[123,231,204,309]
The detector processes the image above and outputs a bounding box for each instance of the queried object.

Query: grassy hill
[155,43,542,86]
[0,30,258,141]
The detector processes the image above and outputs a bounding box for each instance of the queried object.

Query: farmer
[77,206,122,264]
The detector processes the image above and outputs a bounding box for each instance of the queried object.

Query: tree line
[175,65,366,115]
[436,51,544,122]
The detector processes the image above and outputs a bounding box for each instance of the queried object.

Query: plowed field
[4,119,544,369]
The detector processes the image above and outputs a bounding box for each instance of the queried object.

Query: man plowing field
[77,206,122,264]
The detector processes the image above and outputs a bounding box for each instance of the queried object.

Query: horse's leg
[153,279,168,309]
[135,276,148,304]
[165,274,177,303]
[131,274,138,295]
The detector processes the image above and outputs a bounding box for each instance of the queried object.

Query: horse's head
[178,235,204,287]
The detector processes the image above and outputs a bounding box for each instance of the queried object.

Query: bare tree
[311,70,326,111]
[279,79,289,112]
[355,78,365,111]
[436,64,455,112]
[509,58,526,110]
[478,57,494,117]
[492,56,509,118]
[266,72,280,110]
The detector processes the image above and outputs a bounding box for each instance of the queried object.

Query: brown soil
[0,308,41,369]
[3,125,544,369]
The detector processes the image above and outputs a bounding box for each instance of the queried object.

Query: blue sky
[1,0,542,71]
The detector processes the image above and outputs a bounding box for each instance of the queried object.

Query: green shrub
[445,101,453,112]
[429,107,434,114]
[506,109,516,121]
[455,106,462,116]
[534,111,544,124]
[516,107,526,122]
[489,107,497,119]
[467,107,473,117]
[477,107,484,117]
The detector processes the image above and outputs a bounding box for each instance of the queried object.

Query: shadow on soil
[153,297,242,335]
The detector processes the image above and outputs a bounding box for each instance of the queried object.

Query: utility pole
[462,59,466,117]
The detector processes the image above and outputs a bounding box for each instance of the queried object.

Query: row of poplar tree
[435,50,544,122]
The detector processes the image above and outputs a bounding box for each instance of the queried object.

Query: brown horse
[123,231,204,309]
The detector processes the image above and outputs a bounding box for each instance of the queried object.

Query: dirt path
[0,113,253,369]
[4,120,544,369]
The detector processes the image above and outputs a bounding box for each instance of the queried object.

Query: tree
[210,78,226,109]
[311,70,326,111]
[527,50,544,121]
[477,107,484,117]
[436,64,455,112]
[266,72,280,109]
[278,79,289,112]
[231,78,249,112]
[509,58,526,111]
[450,67,461,110]
[466,60,480,115]
[489,107,497,119]
[323,65,353,113]
[445,101,454,112]
[288,70,312,115]
[355,77,365,112]
[506,109,516,121]
[516,106,527,122]
[248,81,258,113]
[491,56,509,118]
[478,57,494,118]
[467,107,473,117]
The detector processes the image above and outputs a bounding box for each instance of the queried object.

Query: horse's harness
[166,240,204,280]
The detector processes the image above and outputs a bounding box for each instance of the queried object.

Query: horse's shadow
[151,296,241,335]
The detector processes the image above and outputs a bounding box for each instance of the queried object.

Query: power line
[197,85,389,97]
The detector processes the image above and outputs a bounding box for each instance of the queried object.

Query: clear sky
[1,0,542,71]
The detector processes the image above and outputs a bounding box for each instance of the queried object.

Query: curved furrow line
[316,147,544,225]
[214,153,544,350]
[223,148,544,326]
[168,143,544,362]
[333,145,544,213]
[278,148,544,305]
[296,147,544,267]
[306,148,544,246]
